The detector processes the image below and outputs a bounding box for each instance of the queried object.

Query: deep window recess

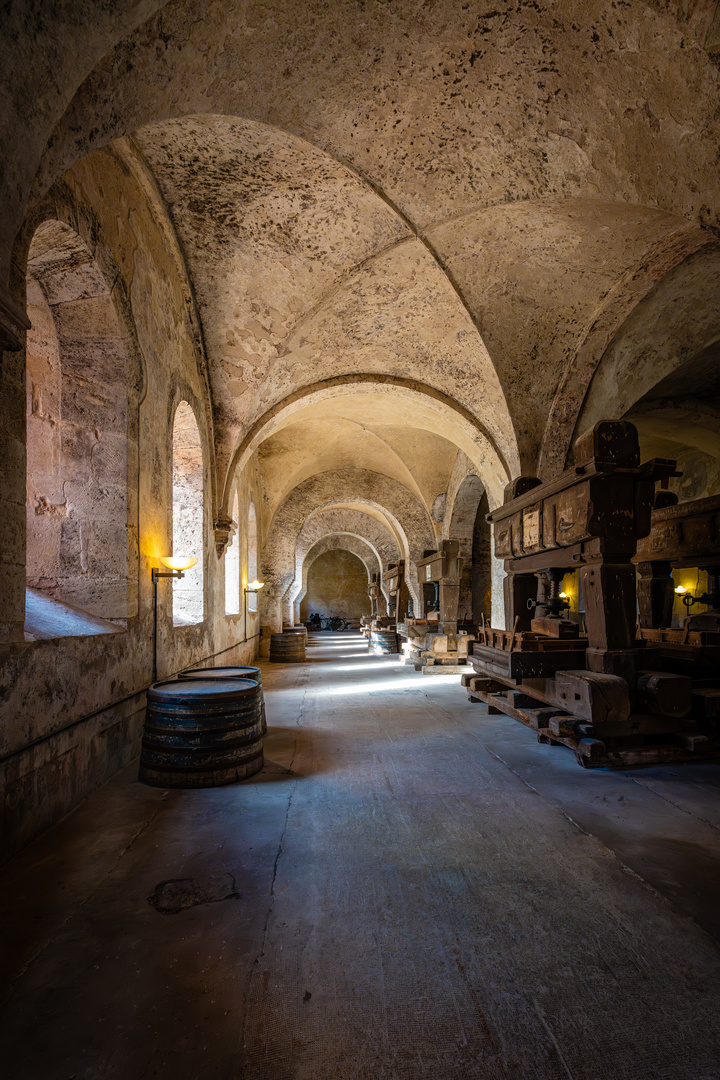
[247,501,258,612]
[25,219,129,621]
[172,401,204,626]
[225,492,240,615]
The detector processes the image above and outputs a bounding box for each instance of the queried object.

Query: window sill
[24,588,127,642]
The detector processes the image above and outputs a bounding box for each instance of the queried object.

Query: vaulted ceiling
[7,0,720,552]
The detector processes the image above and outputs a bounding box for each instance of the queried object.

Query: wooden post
[635,560,674,629]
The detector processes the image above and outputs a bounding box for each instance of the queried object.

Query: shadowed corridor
[2,632,720,1079]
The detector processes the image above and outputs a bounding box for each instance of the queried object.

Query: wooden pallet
[462,674,718,769]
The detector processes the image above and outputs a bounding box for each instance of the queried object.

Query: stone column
[0,287,31,643]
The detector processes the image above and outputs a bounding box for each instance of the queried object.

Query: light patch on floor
[1,632,720,1080]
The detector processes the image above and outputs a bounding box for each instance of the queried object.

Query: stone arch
[225,375,513,518]
[24,217,136,620]
[620,339,720,504]
[260,469,434,635]
[444,470,489,625]
[428,198,714,480]
[295,534,379,623]
[551,241,720,475]
[285,507,401,622]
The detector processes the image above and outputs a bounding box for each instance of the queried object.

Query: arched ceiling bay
[132,114,516,484]
[229,381,512,514]
[9,0,720,496]
[29,0,720,246]
[130,112,716,484]
[427,198,713,472]
[134,115,410,477]
[573,243,720,449]
[257,396,461,521]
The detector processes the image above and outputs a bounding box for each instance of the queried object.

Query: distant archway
[300,549,368,625]
[294,532,379,623]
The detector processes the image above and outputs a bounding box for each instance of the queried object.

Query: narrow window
[247,502,258,612]
[172,401,204,625]
[225,492,240,615]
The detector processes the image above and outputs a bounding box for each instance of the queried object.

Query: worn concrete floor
[2,631,720,1079]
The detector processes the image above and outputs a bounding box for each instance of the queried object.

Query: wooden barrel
[370,628,399,654]
[269,631,306,663]
[139,677,263,788]
[179,665,267,734]
[283,624,309,643]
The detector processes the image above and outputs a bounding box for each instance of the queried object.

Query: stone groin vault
[2,2,720,1073]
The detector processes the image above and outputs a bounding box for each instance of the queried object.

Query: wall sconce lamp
[674,568,720,613]
[243,579,264,643]
[151,556,198,681]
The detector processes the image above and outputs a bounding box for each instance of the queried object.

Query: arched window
[247,501,258,612]
[225,492,240,615]
[172,401,204,625]
[25,219,130,620]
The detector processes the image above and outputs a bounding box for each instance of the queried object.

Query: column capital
[214,515,236,556]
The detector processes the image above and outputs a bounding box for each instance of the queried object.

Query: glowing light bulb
[159,556,198,571]
[559,591,569,598]
[675,585,686,594]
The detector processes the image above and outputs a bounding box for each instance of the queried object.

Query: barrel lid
[149,678,257,702]
[180,666,260,679]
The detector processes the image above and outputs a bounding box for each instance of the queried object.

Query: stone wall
[0,150,262,864]
[25,219,130,619]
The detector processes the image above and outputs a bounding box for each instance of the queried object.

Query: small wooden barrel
[269,631,306,663]
[370,628,399,654]
[139,678,263,788]
[283,624,309,643]
[179,665,267,734]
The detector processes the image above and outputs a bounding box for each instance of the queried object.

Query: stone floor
[2,631,720,1079]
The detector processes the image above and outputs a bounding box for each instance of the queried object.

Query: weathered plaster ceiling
[133,115,516,493]
[258,412,459,521]
[31,0,720,237]
[11,0,720,536]
[575,244,720,442]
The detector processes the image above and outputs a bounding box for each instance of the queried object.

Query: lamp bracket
[152,568,184,583]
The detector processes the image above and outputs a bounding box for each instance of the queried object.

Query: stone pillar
[0,287,31,643]
[259,582,283,658]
